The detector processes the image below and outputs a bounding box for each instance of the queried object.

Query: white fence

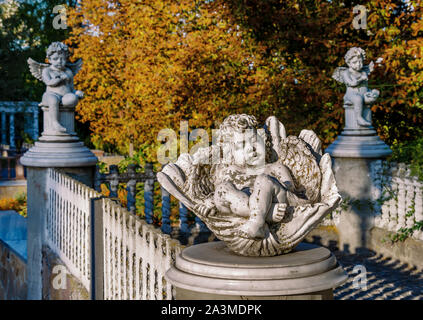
[44,161,422,300]
[45,168,184,299]
[45,168,100,291]
[371,161,423,241]
[101,198,183,300]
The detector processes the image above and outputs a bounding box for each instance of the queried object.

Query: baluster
[388,164,398,231]
[414,180,423,240]
[1,112,6,145]
[126,164,137,215]
[144,163,155,224]
[94,164,104,192]
[405,168,415,230]
[134,219,141,300]
[396,164,407,231]
[160,187,171,234]
[179,202,190,243]
[109,165,119,198]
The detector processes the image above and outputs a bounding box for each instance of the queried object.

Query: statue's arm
[42,68,64,87]
[342,70,365,87]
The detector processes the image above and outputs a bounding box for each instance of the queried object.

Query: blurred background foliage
[1,0,422,171]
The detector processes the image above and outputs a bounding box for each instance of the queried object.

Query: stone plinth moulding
[166,241,348,300]
[19,104,97,167]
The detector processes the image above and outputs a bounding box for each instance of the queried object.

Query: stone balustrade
[0,102,39,150]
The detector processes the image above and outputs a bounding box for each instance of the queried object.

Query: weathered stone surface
[166,241,347,300]
[305,225,423,269]
[159,114,341,256]
[42,245,89,300]
[0,240,27,300]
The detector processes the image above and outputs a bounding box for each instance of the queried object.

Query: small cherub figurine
[28,42,84,134]
[332,47,379,127]
[211,115,299,239]
[158,114,340,256]
[181,115,311,240]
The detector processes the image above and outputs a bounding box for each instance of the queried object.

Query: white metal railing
[45,168,100,291]
[45,168,184,299]
[101,197,183,300]
[371,161,423,241]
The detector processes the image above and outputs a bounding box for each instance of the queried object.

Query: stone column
[20,105,97,300]
[325,122,391,253]
[33,107,39,141]
[1,112,6,145]
[9,113,15,149]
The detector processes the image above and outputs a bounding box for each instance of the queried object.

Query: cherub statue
[28,42,83,134]
[332,47,379,127]
[158,114,341,256]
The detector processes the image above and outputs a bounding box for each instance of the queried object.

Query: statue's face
[231,129,265,167]
[347,55,363,71]
[50,52,67,70]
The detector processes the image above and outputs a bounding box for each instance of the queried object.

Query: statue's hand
[60,73,69,81]
[194,203,217,218]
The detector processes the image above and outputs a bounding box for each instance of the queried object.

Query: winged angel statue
[158,115,342,256]
[28,42,83,134]
[332,47,379,127]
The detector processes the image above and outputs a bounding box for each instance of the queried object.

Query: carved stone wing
[66,58,83,76]
[27,58,49,82]
[332,66,347,84]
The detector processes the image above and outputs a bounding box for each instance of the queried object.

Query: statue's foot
[237,220,266,239]
[51,121,67,133]
[357,117,371,127]
[266,203,287,224]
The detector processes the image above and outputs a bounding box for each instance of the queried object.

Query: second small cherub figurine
[28,42,84,134]
[332,47,379,127]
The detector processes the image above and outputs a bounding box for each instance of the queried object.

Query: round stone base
[20,140,97,167]
[325,133,392,158]
[166,242,348,300]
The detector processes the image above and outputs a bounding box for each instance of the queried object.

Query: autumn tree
[0,0,77,101]
[66,0,422,159]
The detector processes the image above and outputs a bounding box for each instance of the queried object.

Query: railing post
[9,113,15,149]
[109,165,119,198]
[94,164,104,192]
[179,202,190,243]
[126,164,137,215]
[1,112,6,145]
[144,163,154,224]
[91,197,104,300]
[161,186,171,234]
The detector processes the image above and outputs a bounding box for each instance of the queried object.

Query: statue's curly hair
[344,47,366,65]
[216,114,276,164]
[46,42,69,59]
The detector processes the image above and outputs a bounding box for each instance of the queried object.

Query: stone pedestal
[166,242,347,300]
[325,115,391,253]
[20,105,97,168]
[19,104,97,299]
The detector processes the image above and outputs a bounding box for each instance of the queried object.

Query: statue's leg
[214,182,250,217]
[238,174,286,239]
[352,94,371,127]
[62,93,78,108]
[46,94,66,133]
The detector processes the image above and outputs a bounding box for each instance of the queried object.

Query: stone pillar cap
[166,241,348,296]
